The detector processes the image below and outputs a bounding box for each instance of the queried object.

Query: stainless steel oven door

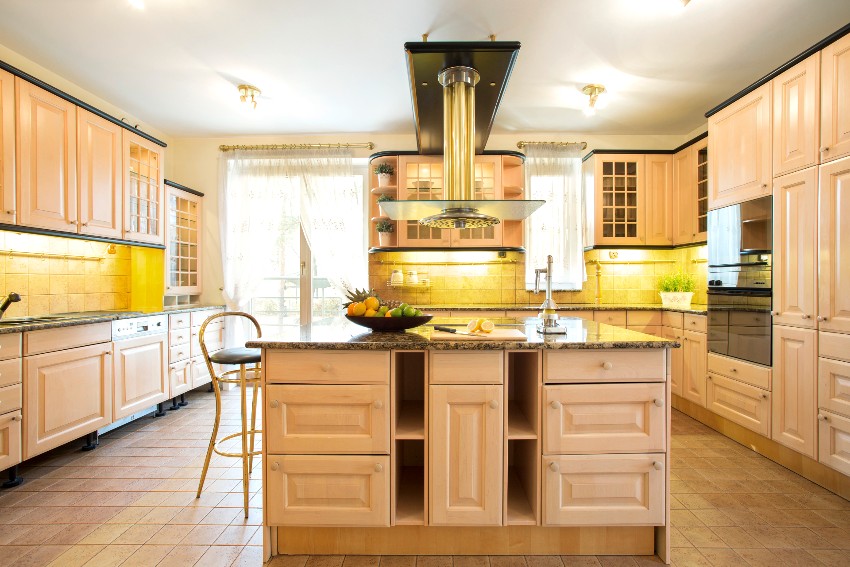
[707,288,772,367]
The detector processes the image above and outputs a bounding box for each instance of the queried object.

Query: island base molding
[672,395,850,500]
[273,526,657,555]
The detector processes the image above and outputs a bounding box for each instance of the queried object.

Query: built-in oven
[707,195,773,367]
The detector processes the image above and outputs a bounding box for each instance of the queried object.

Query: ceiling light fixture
[238,84,261,109]
[681,0,691,6]
[581,84,606,116]
[128,0,144,9]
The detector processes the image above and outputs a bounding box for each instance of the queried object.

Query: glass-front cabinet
[587,154,645,245]
[124,131,165,245]
[398,155,450,247]
[164,182,202,306]
[696,143,708,238]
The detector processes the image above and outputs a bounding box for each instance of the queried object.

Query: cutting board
[430,328,527,341]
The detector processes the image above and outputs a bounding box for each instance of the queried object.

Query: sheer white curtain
[524,143,586,290]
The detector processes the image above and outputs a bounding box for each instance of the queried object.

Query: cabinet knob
[817,316,827,322]
[770,311,779,316]
[707,375,712,380]
[821,146,830,153]
[802,314,811,319]
[550,400,561,410]
[761,393,768,399]
[601,362,613,370]
[818,414,828,422]
[653,398,663,407]
[270,461,280,471]
[730,368,737,373]
[489,400,498,409]
[321,364,331,372]
[761,183,768,189]
[549,462,559,472]
[103,351,111,356]
[375,463,384,473]
[11,415,21,421]
[653,461,663,471]
[270,400,280,409]
[373,400,383,409]
[81,222,89,227]
[68,219,77,225]
[5,210,13,215]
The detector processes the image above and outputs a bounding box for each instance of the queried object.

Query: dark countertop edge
[246,339,678,351]
[425,305,708,315]
[0,305,225,334]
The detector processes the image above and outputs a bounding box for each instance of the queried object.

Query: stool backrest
[198,311,262,366]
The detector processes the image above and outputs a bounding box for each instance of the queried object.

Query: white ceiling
[1,0,849,140]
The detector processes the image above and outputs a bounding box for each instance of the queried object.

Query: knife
[433,325,478,336]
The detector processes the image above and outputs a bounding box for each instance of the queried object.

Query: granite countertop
[246,316,679,351]
[426,303,708,315]
[0,305,225,334]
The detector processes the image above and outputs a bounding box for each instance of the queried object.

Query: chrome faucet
[0,292,21,319]
[534,256,566,334]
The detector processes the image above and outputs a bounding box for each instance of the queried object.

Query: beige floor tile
[306,556,346,567]
[82,543,141,567]
[9,522,65,545]
[168,505,215,524]
[214,524,259,546]
[196,544,244,567]
[9,544,70,567]
[78,524,133,545]
[595,557,638,566]
[489,557,527,567]
[51,522,100,545]
[690,549,741,567]
[524,558,562,567]
[199,506,242,524]
[46,544,107,567]
[710,526,763,549]
[155,544,210,567]
[111,523,163,545]
[453,557,490,567]
[342,556,382,567]
[181,524,228,546]
[669,547,711,566]
[267,554,310,567]
[689,509,733,527]
[558,559,601,567]
[232,545,263,566]
[119,544,174,567]
[807,549,850,567]
[146,523,195,545]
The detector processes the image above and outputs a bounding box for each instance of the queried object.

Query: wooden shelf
[371,186,397,195]
[395,466,425,525]
[506,466,536,525]
[508,401,536,440]
[504,186,524,197]
[396,401,425,439]
[371,216,390,223]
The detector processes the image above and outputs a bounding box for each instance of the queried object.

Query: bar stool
[196,311,262,517]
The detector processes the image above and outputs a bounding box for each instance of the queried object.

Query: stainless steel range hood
[379,41,544,230]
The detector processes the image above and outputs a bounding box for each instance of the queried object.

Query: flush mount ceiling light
[127,0,144,9]
[581,84,606,116]
[238,84,261,109]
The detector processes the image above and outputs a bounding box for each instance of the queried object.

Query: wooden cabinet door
[772,325,817,458]
[593,154,646,245]
[123,131,164,245]
[818,410,850,475]
[773,167,818,328]
[645,154,673,245]
[662,327,683,397]
[0,68,14,225]
[23,343,112,460]
[773,55,820,176]
[818,357,850,419]
[694,139,709,240]
[77,109,122,239]
[672,146,694,245]
[16,79,77,231]
[113,334,168,420]
[165,186,202,295]
[543,454,665,526]
[682,330,707,407]
[430,384,503,526]
[266,454,390,526]
[706,372,771,437]
[0,410,22,472]
[821,33,850,163]
[819,157,850,333]
[708,83,771,209]
[397,155,450,247]
[449,155,504,247]
[169,359,192,398]
[190,355,214,389]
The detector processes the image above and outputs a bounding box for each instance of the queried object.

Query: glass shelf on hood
[380,199,545,221]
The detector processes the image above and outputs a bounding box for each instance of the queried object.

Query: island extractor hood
[379,41,544,230]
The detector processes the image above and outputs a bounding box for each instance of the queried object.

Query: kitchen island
[249,316,677,564]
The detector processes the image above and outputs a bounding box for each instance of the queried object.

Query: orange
[346,303,356,316]
[385,310,393,317]
[364,296,380,311]
[351,302,367,316]
[365,308,377,317]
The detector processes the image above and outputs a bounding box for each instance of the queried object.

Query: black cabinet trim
[0,224,166,249]
[164,179,204,197]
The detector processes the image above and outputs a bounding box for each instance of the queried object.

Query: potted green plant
[376,193,395,216]
[376,220,395,246]
[373,163,394,187]
[658,272,697,309]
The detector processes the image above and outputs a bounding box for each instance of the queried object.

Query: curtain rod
[516,141,587,150]
[219,142,375,152]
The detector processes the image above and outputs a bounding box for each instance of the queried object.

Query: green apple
[390,308,403,317]
[403,306,416,317]
[378,305,389,315]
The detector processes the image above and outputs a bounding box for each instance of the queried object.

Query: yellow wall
[370,245,707,308]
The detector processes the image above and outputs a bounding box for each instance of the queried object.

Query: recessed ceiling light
[128,0,144,10]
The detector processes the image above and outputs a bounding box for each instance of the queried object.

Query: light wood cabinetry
[590,154,645,245]
[673,138,709,244]
[772,325,817,458]
[773,55,820,176]
[123,131,164,245]
[820,32,850,163]
[682,328,707,407]
[16,78,78,232]
[112,333,168,420]
[0,332,22,472]
[0,68,14,225]
[706,372,771,436]
[168,310,222,395]
[773,167,818,327]
[645,155,673,246]
[708,83,772,209]
[819,356,850,419]
[165,184,202,298]
[662,327,683,397]
[0,410,22,473]
[818,157,850,334]
[77,108,122,239]
[818,410,850,476]
[430,383,503,526]
[545,349,664,383]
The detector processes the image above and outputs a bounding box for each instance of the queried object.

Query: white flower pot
[378,231,395,247]
[377,173,392,187]
[659,292,694,309]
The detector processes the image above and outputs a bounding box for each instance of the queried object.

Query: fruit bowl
[345,314,433,332]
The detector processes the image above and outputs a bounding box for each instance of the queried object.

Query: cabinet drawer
[191,309,223,327]
[266,454,390,526]
[544,350,665,383]
[169,359,192,398]
[24,322,111,356]
[0,410,22,472]
[706,373,771,437]
[819,357,850,419]
[627,325,662,337]
[192,323,223,359]
[683,314,707,333]
[593,310,627,326]
[430,351,503,384]
[560,310,594,321]
[0,383,22,413]
[266,384,389,454]
[729,311,770,326]
[820,331,850,363]
[818,410,850,476]
[543,383,666,454]
[662,311,684,329]
[169,313,191,330]
[627,310,662,327]
[543,454,665,526]
[0,333,22,361]
[169,329,191,349]
[707,353,771,389]
[0,358,21,388]
[170,344,191,363]
[190,356,215,389]
[266,351,390,384]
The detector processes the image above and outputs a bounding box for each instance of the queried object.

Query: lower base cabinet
[772,325,817,458]
[682,330,707,407]
[169,358,192,398]
[265,454,390,526]
[113,334,168,420]
[818,410,850,475]
[542,454,665,526]
[0,410,22,471]
[706,373,771,436]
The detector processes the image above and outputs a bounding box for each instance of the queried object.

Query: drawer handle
[270,461,280,471]
[821,146,830,153]
[373,400,383,409]
[549,462,559,472]
[761,393,768,399]
[11,415,21,421]
[375,463,383,473]
[761,183,768,189]
[653,461,663,471]
[730,368,737,373]
[817,316,827,322]
[818,414,828,422]
[5,210,14,214]
[802,314,810,319]
[601,362,613,370]
[550,400,561,410]
[270,400,280,409]
[321,364,331,372]
[489,400,498,409]
[104,351,111,356]
[707,375,712,380]
[653,398,663,407]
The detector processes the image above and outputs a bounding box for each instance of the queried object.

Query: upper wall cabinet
[77,109,123,239]
[708,83,772,210]
[0,69,13,225]
[673,138,708,245]
[821,32,850,163]
[123,131,165,245]
[587,154,646,246]
[772,54,820,176]
[165,183,202,298]
[16,79,78,232]
[644,154,673,246]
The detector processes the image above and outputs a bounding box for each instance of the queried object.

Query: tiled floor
[2,388,849,567]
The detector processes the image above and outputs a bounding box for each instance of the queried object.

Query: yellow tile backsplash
[370,245,708,307]
[0,231,134,316]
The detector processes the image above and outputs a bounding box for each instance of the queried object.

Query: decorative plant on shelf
[376,193,394,216]
[658,272,697,309]
[376,220,395,246]
[374,163,395,187]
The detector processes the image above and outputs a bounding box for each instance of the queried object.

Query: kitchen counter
[0,305,225,334]
[423,303,708,315]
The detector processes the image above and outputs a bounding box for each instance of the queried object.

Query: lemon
[467,318,485,333]
[351,302,367,316]
[479,320,495,333]
[365,308,377,317]
[364,296,380,311]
